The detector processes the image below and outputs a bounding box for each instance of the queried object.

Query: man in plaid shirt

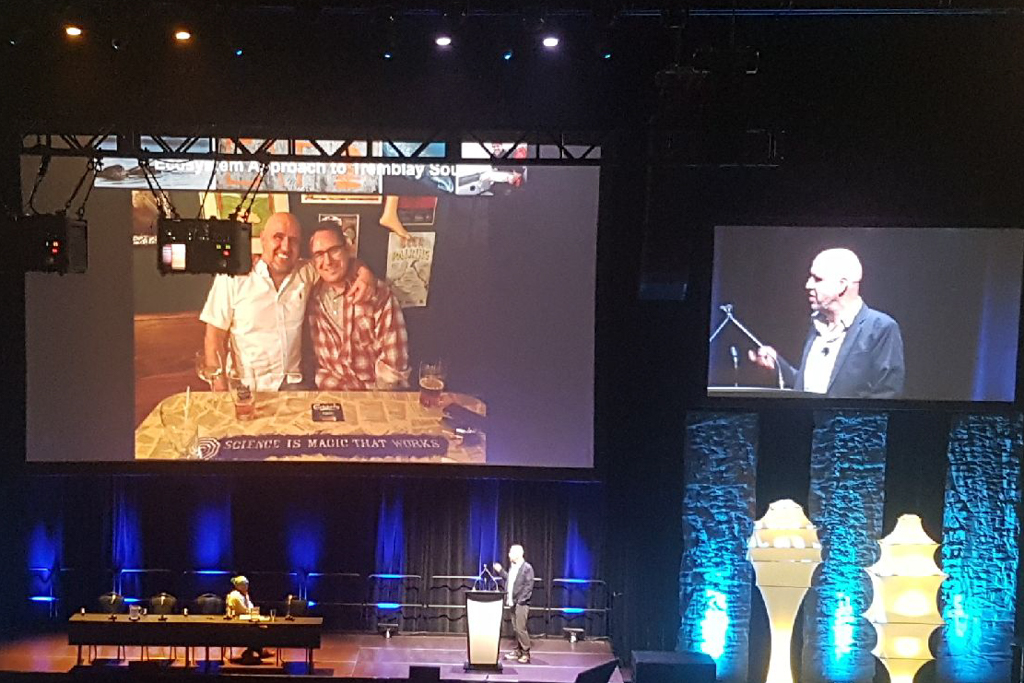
[307,221,411,390]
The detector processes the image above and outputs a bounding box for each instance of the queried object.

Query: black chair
[193,593,224,615]
[149,592,177,614]
[276,596,310,666]
[92,593,126,661]
[192,594,226,665]
[96,592,125,614]
[284,596,309,618]
[144,593,178,661]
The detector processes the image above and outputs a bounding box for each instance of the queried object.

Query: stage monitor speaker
[409,665,441,683]
[7,213,88,274]
[574,659,619,683]
[632,650,715,683]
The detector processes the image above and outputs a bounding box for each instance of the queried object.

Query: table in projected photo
[68,613,322,671]
[135,391,486,462]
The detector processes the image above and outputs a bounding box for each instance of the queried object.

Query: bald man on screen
[749,248,905,398]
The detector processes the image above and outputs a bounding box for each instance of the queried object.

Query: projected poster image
[24,144,598,465]
[708,226,1024,401]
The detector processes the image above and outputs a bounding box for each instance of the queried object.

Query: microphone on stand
[729,346,739,387]
[712,304,788,391]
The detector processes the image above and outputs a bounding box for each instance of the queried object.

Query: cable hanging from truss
[63,158,103,220]
[230,161,270,223]
[139,159,180,220]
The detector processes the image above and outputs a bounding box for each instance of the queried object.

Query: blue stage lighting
[699,589,729,661]
[376,602,402,610]
[502,49,513,61]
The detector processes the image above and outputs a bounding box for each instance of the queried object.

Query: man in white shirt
[749,248,905,398]
[200,212,374,391]
[225,576,272,663]
[492,544,535,663]
[225,575,255,615]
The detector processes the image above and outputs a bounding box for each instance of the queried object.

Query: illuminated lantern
[863,514,945,683]
[748,499,822,683]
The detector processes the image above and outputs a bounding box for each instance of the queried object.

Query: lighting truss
[19,130,605,166]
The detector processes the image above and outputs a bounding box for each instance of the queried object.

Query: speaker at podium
[464,590,505,671]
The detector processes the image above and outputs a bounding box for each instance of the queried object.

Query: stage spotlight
[64,25,83,38]
[234,48,243,56]
[502,48,513,61]
[174,29,192,42]
[157,218,251,275]
[602,50,612,60]
[542,35,559,48]
[111,37,123,50]
[435,34,452,47]
[383,50,393,60]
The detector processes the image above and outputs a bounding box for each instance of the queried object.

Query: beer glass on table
[419,361,446,409]
[227,367,258,421]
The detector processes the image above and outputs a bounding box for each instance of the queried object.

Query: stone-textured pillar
[802,411,889,683]
[938,413,1022,683]
[678,412,758,683]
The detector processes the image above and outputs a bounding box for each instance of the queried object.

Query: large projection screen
[24,141,598,466]
[708,225,1024,402]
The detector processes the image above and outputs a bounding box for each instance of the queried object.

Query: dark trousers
[512,604,531,653]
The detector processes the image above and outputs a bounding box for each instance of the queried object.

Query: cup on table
[227,367,258,421]
[419,361,446,409]
[270,609,276,622]
[159,400,201,458]
[251,606,260,617]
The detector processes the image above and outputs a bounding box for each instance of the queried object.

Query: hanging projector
[6,213,89,274]
[157,218,252,275]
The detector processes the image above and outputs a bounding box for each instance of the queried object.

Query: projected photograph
[24,145,598,465]
[708,226,1024,402]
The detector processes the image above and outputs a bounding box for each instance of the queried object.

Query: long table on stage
[68,613,323,671]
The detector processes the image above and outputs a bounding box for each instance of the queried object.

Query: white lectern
[465,590,504,671]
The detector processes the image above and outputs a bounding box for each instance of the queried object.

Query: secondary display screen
[24,140,598,465]
[708,225,1024,402]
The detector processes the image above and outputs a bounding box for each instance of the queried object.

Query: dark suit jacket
[498,561,535,605]
[779,303,905,399]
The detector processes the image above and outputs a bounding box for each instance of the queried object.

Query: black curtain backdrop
[13,474,605,636]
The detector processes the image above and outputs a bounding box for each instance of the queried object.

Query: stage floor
[0,632,622,681]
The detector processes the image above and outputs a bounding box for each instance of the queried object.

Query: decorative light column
[863,514,945,683]
[749,499,822,683]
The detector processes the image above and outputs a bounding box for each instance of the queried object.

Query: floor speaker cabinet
[409,665,441,683]
[631,650,716,683]
[574,659,620,683]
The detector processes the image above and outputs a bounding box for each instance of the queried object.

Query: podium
[464,590,504,671]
